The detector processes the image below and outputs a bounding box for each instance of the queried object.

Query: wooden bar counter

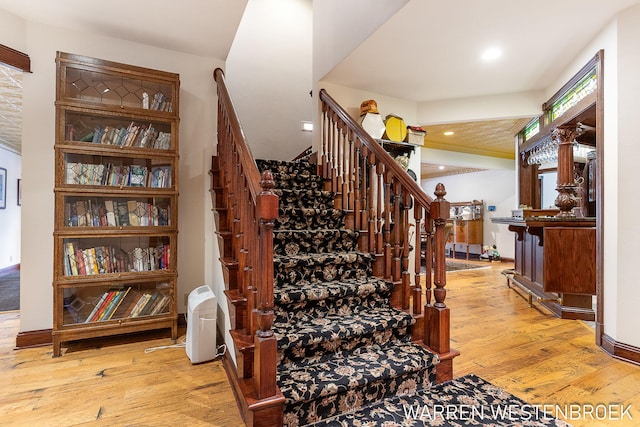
[492,216,596,321]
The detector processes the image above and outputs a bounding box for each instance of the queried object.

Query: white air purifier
[186,285,217,364]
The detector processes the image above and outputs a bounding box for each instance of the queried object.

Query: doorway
[0,60,24,312]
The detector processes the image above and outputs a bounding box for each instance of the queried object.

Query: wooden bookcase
[52,52,179,356]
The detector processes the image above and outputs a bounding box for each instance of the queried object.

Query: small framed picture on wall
[0,167,6,209]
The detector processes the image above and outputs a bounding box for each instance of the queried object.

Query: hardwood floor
[1,262,639,426]
[448,261,640,427]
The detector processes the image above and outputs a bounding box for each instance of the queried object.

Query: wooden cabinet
[52,52,179,356]
[494,218,596,321]
[448,201,483,259]
[452,219,483,259]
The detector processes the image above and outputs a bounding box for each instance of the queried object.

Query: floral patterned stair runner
[256,159,440,427]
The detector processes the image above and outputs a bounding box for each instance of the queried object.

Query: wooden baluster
[413,206,423,315]
[254,171,278,399]
[321,103,329,179]
[392,180,402,284]
[353,138,362,233]
[336,121,344,202]
[424,217,433,308]
[360,146,369,239]
[382,169,391,279]
[368,153,377,256]
[400,189,411,310]
[331,114,339,193]
[375,163,389,258]
[343,130,353,211]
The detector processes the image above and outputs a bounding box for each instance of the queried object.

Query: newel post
[425,183,450,354]
[254,171,279,399]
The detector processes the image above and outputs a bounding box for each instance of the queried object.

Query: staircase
[211,69,456,427]
[255,158,439,426]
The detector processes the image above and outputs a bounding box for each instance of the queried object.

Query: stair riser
[273,230,359,255]
[277,326,412,368]
[256,159,316,176]
[273,189,335,210]
[275,209,344,230]
[283,368,436,427]
[274,293,391,322]
[272,176,326,190]
[275,261,373,285]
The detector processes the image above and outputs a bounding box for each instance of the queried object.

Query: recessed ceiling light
[443,131,454,136]
[482,47,502,61]
[438,165,445,170]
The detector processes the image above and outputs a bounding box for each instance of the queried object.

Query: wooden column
[254,171,278,399]
[425,183,450,353]
[554,125,581,218]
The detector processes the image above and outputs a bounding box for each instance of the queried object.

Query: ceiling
[0,64,21,154]
[1,0,638,169]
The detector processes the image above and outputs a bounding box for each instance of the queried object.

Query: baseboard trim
[16,328,52,349]
[601,334,640,366]
[0,263,20,275]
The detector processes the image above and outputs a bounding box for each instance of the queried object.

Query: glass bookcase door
[62,280,173,326]
[62,66,175,113]
[59,195,172,229]
[63,109,174,151]
[60,235,173,278]
[61,151,173,190]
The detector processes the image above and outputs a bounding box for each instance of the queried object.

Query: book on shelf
[149,166,172,188]
[104,200,117,226]
[63,242,170,276]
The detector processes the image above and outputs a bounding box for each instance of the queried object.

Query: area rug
[310,374,571,426]
[0,270,20,311]
[446,261,491,272]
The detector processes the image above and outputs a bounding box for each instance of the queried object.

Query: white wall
[417,91,543,125]
[422,167,516,260]
[0,146,21,269]
[312,0,408,83]
[613,4,640,347]
[225,0,313,161]
[9,16,225,340]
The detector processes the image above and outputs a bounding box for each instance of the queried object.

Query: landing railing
[212,68,280,410]
[319,89,453,367]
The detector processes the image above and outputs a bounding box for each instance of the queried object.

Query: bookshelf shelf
[52,52,180,356]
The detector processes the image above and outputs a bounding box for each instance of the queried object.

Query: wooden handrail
[214,68,263,202]
[213,68,279,400]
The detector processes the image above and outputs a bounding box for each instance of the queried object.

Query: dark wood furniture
[52,52,179,356]
[492,217,595,320]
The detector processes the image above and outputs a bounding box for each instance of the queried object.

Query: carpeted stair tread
[274,251,374,284]
[274,229,359,255]
[274,276,390,305]
[269,172,326,189]
[307,374,570,427]
[276,207,345,230]
[274,305,415,352]
[279,341,439,423]
[273,188,335,210]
